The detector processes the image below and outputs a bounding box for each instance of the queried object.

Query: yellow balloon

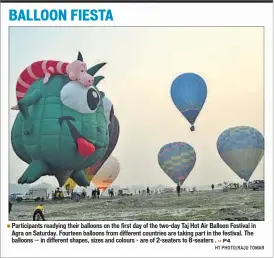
[92,156,120,191]
[64,178,77,191]
[64,157,119,191]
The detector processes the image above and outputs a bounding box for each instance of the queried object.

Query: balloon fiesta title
[9,9,114,22]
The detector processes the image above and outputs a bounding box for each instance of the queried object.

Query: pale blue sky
[9,27,264,187]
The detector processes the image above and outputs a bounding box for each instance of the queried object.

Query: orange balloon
[84,160,102,181]
[92,156,120,192]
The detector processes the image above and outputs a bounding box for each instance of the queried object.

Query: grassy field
[9,190,264,221]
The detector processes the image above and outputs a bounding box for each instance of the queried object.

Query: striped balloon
[217,126,264,182]
[158,142,196,186]
[170,73,207,131]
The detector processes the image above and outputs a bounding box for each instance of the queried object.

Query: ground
[9,190,264,221]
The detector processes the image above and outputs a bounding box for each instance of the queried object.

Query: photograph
[8,26,264,221]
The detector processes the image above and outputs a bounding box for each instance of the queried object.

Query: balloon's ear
[77,51,83,61]
[100,91,105,98]
[94,76,105,87]
[88,63,106,76]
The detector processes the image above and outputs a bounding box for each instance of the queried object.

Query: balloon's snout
[190,125,195,132]
[76,138,96,157]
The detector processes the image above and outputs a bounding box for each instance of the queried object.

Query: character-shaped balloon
[11,53,110,187]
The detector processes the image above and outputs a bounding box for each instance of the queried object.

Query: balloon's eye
[87,88,100,111]
[61,81,100,113]
[81,70,84,72]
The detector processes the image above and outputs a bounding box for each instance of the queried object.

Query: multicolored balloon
[170,73,207,131]
[65,109,120,187]
[84,114,120,180]
[158,142,196,186]
[92,156,120,191]
[101,114,120,168]
[217,126,264,182]
[84,160,102,182]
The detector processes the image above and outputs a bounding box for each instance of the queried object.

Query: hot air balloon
[158,142,196,186]
[84,114,120,180]
[92,156,120,191]
[64,178,77,192]
[170,73,207,131]
[84,160,102,182]
[217,126,264,182]
[68,99,120,186]
[101,114,120,166]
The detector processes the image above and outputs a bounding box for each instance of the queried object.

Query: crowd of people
[52,188,64,200]
[108,188,114,198]
[10,181,254,222]
[138,187,153,196]
[91,188,101,199]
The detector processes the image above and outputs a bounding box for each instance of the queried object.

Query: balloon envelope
[158,142,196,186]
[103,97,113,125]
[84,114,120,181]
[64,178,77,191]
[170,73,207,131]
[92,156,120,191]
[217,126,264,182]
[84,160,102,182]
[70,100,120,186]
[103,115,120,165]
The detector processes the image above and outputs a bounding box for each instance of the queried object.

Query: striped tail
[15,60,69,102]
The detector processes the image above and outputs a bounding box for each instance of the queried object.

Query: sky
[9,26,264,188]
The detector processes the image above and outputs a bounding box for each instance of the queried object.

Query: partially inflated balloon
[217,126,264,182]
[170,73,207,131]
[158,142,196,186]
[64,178,77,191]
[92,156,120,191]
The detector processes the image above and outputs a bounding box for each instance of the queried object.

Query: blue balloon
[158,142,196,186]
[217,126,264,182]
[170,73,207,131]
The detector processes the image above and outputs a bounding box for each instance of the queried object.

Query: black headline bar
[0,0,273,3]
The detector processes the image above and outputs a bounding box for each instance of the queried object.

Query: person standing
[176,184,181,196]
[96,188,100,199]
[110,189,114,198]
[9,201,12,214]
[146,187,150,197]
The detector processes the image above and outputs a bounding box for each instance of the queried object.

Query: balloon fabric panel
[170,73,207,126]
[217,126,264,182]
[158,142,196,186]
